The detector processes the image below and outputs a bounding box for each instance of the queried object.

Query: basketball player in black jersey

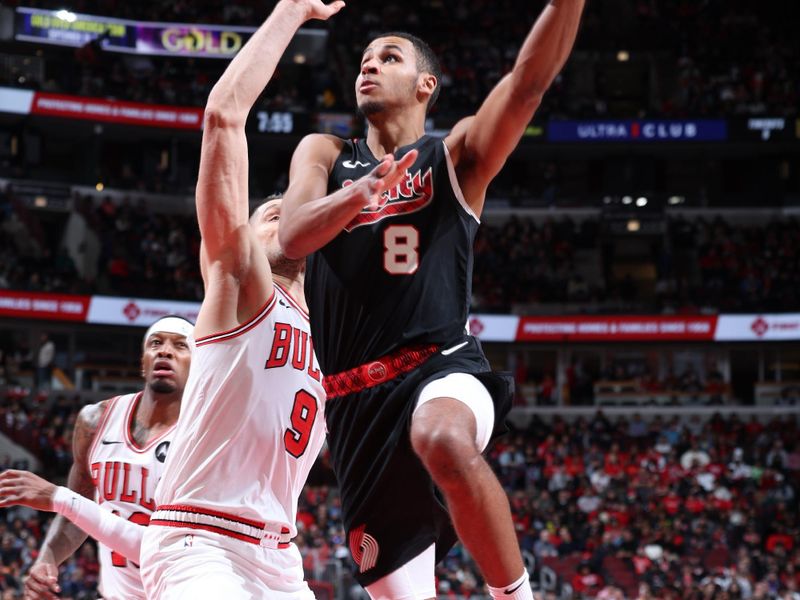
[280,3,584,599]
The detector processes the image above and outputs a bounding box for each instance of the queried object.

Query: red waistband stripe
[323,344,439,399]
[151,505,292,548]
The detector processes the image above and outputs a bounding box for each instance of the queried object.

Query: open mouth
[153,360,174,377]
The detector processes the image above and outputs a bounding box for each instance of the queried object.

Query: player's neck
[137,389,181,431]
[365,112,425,157]
[272,273,307,312]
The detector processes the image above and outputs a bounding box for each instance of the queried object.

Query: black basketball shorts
[323,335,513,586]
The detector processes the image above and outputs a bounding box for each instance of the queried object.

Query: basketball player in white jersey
[132,1,354,598]
[3,3,413,596]
[0,316,192,600]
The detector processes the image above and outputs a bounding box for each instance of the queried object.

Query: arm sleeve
[52,486,144,563]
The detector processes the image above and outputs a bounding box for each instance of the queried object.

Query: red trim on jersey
[195,292,277,346]
[123,392,176,453]
[85,395,121,474]
[323,344,439,399]
[157,504,266,529]
[274,283,309,321]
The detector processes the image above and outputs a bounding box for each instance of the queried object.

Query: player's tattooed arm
[447,0,585,216]
[26,401,108,594]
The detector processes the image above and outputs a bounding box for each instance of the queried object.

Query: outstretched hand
[292,0,346,21]
[24,558,60,600]
[0,469,57,512]
[361,150,419,210]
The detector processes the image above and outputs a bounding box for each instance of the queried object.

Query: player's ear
[417,73,437,103]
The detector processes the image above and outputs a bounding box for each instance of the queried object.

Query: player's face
[357,37,421,115]
[141,332,191,395]
[250,199,304,277]
[251,199,283,263]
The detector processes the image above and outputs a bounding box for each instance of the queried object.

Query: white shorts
[140,525,314,600]
[366,543,435,600]
[413,372,495,452]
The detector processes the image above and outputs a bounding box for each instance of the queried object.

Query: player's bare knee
[411,419,479,483]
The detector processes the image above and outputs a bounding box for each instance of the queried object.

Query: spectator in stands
[628,414,648,439]
[34,334,54,391]
[572,562,604,597]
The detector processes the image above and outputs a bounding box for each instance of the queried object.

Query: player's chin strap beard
[149,379,177,394]
[357,101,385,118]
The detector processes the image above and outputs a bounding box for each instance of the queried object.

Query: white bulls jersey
[86,392,174,600]
[154,283,325,540]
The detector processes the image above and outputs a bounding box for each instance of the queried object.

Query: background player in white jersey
[0,316,192,600]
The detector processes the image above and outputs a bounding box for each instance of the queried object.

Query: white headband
[143,317,194,348]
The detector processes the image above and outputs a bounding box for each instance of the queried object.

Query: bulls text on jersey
[265,322,321,381]
[91,461,157,510]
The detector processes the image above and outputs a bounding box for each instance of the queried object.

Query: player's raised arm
[446,0,585,214]
[279,137,417,259]
[197,0,344,284]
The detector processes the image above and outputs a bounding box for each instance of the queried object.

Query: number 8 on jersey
[383,225,420,275]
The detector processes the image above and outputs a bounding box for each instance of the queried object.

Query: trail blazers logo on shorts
[342,167,434,232]
[349,524,380,573]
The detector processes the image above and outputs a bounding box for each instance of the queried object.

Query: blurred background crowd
[2,1,797,120]
[0,391,798,598]
[3,186,800,315]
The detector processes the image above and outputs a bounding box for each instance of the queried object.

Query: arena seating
[4,186,800,316]
[3,2,796,119]
[1,389,798,598]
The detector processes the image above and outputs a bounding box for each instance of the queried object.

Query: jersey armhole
[195,292,277,346]
[442,141,480,224]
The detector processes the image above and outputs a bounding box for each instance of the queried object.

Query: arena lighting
[293,53,307,64]
[603,196,612,204]
[95,182,104,191]
[34,196,48,208]
[616,50,630,62]
[627,219,640,232]
[668,195,685,205]
[636,197,648,207]
[55,9,77,22]
[621,196,633,205]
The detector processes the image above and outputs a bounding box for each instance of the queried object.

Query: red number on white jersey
[110,511,150,568]
[284,390,318,458]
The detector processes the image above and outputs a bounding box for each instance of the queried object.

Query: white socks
[488,570,533,600]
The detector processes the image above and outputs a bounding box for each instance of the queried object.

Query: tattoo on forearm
[37,401,107,565]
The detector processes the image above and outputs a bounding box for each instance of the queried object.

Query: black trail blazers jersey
[306,135,481,374]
